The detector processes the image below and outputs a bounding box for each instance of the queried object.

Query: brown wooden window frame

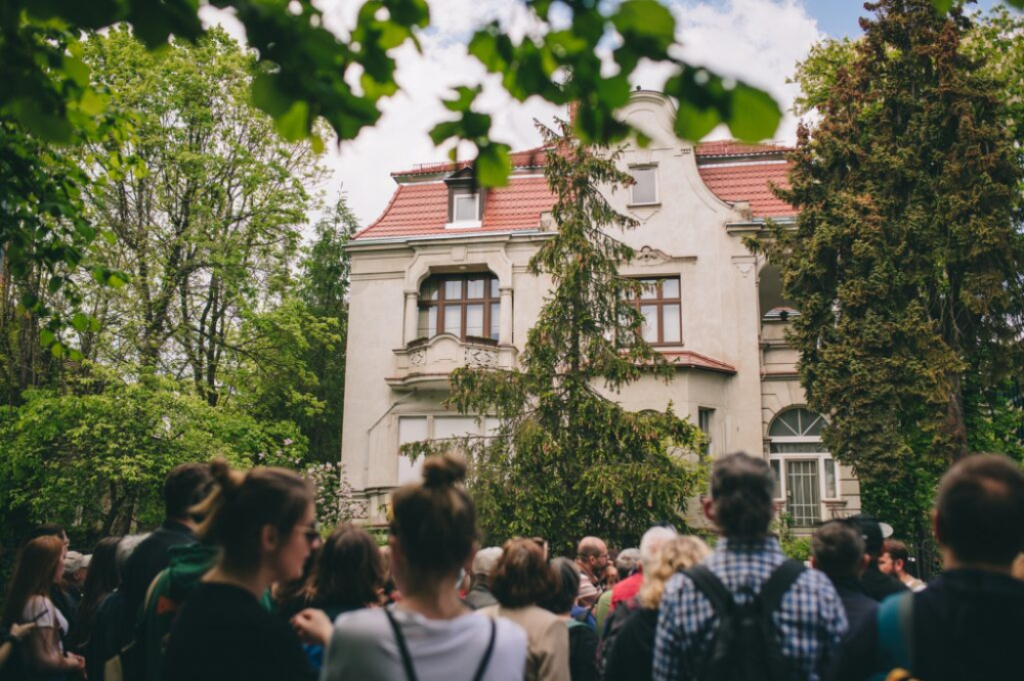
[418,274,501,342]
[631,277,682,346]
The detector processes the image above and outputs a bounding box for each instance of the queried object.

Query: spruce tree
[757,0,1024,535]
[408,119,705,552]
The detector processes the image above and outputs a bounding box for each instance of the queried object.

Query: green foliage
[0,366,300,543]
[4,0,781,178]
[409,119,706,553]
[756,0,1024,537]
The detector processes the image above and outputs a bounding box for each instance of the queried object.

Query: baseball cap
[64,551,91,573]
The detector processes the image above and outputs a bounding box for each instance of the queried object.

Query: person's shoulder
[493,615,528,650]
[22,594,52,619]
[661,568,694,601]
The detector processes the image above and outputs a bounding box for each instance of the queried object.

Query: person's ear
[809,556,818,570]
[931,509,942,546]
[702,496,716,524]
[463,542,478,575]
[261,524,281,554]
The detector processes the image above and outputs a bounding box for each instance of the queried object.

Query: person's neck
[398,580,468,620]
[203,563,272,599]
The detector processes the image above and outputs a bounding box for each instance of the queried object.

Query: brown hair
[164,463,213,520]
[935,454,1024,566]
[813,520,866,578]
[195,459,313,571]
[390,454,476,576]
[77,536,122,644]
[540,557,580,615]
[2,536,64,627]
[306,524,384,609]
[639,536,712,609]
[883,539,910,566]
[710,452,775,538]
[490,537,557,608]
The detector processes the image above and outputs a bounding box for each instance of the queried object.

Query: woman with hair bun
[163,460,321,681]
[295,454,527,681]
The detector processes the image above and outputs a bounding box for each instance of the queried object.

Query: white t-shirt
[22,595,67,653]
[321,606,527,681]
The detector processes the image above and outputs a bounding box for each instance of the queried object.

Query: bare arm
[24,626,84,674]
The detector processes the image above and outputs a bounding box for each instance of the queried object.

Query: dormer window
[445,168,484,228]
[630,165,658,206]
[453,193,480,223]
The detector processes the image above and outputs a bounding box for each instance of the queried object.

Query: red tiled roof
[697,162,795,218]
[354,177,556,240]
[356,140,796,241]
[392,146,549,177]
[661,350,737,374]
[695,140,789,158]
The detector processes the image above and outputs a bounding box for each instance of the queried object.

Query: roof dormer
[444,168,485,229]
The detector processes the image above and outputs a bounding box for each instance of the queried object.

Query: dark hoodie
[827,569,1024,681]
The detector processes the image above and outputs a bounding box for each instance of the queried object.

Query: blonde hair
[638,535,712,609]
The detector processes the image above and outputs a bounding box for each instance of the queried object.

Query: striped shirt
[652,537,847,681]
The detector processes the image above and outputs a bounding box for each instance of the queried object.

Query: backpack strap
[683,564,735,615]
[876,592,914,674]
[470,618,497,681]
[384,608,419,681]
[759,560,806,617]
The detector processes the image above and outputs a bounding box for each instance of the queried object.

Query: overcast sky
[199,0,1009,228]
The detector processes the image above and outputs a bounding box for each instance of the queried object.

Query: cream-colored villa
[341,91,861,529]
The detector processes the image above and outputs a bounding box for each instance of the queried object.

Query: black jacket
[859,562,907,602]
[121,520,197,640]
[827,575,878,635]
[827,568,1024,681]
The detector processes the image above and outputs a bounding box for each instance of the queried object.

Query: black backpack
[683,559,805,681]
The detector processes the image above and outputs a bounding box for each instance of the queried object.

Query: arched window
[768,408,838,526]
[417,273,500,342]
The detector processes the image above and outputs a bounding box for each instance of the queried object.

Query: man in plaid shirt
[653,453,847,681]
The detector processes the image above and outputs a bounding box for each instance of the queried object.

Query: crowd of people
[1,450,1022,681]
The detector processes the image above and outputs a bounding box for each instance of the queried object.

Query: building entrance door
[786,460,821,526]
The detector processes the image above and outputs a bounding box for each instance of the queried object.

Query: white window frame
[769,410,841,526]
[447,193,482,228]
[629,165,659,206]
[397,414,500,484]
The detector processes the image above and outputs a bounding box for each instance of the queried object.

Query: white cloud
[202,0,823,227]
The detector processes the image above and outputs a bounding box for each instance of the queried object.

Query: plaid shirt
[652,537,847,681]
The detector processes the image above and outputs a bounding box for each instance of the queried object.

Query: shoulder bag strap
[470,618,497,681]
[384,608,419,681]
[682,565,734,615]
[759,559,806,616]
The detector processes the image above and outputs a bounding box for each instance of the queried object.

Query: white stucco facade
[340,92,861,529]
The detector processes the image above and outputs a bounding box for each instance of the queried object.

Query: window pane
[434,416,478,439]
[444,305,461,335]
[631,167,657,204]
[662,278,680,299]
[640,280,658,300]
[445,280,462,300]
[467,279,485,299]
[398,417,428,485]
[417,307,436,339]
[454,194,478,221]
[490,303,500,340]
[641,305,658,342]
[490,278,499,298]
[466,304,484,337]
[421,279,438,301]
[770,460,782,499]
[662,304,681,343]
[824,458,838,498]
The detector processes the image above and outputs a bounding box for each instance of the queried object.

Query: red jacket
[609,571,643,611]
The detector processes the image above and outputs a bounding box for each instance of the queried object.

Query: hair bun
[422,454,467,488]
[209,457,243,494]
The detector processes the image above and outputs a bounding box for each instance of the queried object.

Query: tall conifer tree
[410,119,705,551]
[757,0,1024,535]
